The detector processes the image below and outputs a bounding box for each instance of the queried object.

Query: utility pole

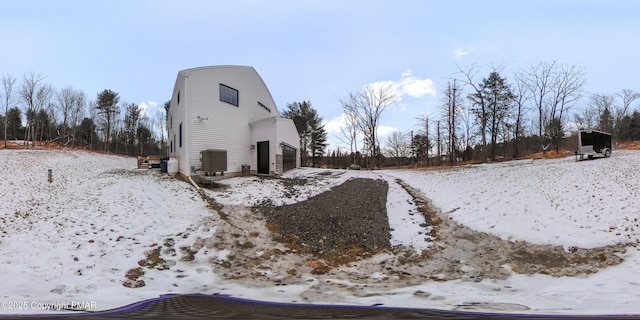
[410,130,414,167]
[451,79,457,164]
[447,82,453,164]
[436,120,441,165]
[425,117,429,166]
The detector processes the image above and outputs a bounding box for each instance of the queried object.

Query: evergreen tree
[598,107,613,133]
[470,71,514,160]
[309,115,328,167]
[95,89,120,152]
[546,118,563,152]
[282,101,327,167]
[6,107,22,140]
[78,117,96,148]
[123,103,141,155]
[410,134,430,164]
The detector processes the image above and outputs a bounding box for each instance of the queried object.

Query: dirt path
[132,175,634,307]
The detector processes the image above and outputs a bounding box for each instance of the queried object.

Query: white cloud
[376,125,398,138]
[454,48,470,59]
[324,113,346,134]
[365,70,437,102]
[138,101,158,118]
[399,74,436,98]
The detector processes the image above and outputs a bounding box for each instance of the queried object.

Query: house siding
[168,66,284,176]
[250,117,277,174]
[250,116,301,175]
[168,74,189,175]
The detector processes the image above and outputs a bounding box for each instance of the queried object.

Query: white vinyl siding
[168,74,190,174]
[168,65,299,176]
[183,66,281,174]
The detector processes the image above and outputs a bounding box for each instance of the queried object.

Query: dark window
[220,84,239,106]
[258,101,271,113]
[177,91,180,105]
[179,123,182,148]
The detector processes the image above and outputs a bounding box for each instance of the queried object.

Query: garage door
[282,145,297,172]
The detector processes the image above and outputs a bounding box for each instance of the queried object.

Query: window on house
[219,84,239,106]
[179,123,182,148]
[177,91,180,105]
[258,101,271,113]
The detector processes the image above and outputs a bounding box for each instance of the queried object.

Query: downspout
[187,173,230,221]
[188,175,202,193]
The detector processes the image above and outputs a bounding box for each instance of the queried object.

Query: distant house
[167,65,300,177]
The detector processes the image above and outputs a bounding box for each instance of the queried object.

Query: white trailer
[575,129,612,160]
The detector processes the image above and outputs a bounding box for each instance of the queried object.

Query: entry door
[257,141,269,174]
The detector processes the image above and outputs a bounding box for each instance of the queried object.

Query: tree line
[6,63,640,169]
[326,61,640,169]
[0,72,167,156]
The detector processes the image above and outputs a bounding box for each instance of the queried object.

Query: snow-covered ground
[1,148,640,315]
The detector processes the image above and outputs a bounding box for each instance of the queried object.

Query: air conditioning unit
[200,149,227,175]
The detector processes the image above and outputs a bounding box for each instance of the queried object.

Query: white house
[167,65,300,177]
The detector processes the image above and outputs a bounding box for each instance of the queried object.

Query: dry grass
[1,140,134,159]
[618,141,640,150]
[137,247,168,269]
[123,267,146,288]
[519,149,574,160]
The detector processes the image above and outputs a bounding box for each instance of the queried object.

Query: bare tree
[459,64,489,160]
[20,72,39,147]
[458,103,475,161]
[548,64,585,121]
[2,74,16,149]
[523,60,556,152]
[511,72,531,158]
[35,83,54,142]
[573,105,599,131]
[67,90,87,147]
[336,110,360,164]
[341,83,397,169]
[613,89,640,139]
[442,80,463,164]
[56,86,77,129]
[19,72,48,148]
[548,63,586,152]
[384,130,409,168]
[523,60,585,153]
[155,108,167,152]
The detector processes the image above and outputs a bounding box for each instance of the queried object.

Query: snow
[384,150,640,249]
[205,168,432,251]
[2,148,640,315]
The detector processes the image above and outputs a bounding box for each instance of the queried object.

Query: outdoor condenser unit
[200,149,227,175]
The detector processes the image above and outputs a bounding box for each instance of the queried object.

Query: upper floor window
[219,84,238,106]
[177,90,180,105]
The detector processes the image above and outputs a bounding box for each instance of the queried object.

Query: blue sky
[1,0,639,150]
